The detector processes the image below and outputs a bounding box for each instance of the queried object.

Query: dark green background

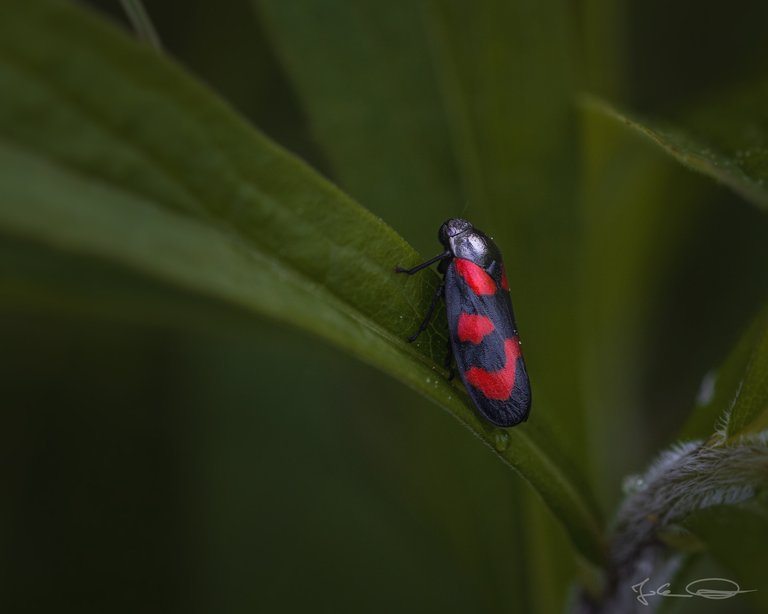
[2,1,767,612]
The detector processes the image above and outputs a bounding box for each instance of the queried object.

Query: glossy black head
[438,218,473,248]
[439,218,501,269]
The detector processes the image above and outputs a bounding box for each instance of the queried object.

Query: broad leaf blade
[585,92,768,210]
[0,0,604,564]
[255,0,590,473]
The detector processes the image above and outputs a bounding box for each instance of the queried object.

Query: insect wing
[445,259,531,426]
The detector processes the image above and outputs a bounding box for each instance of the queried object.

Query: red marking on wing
[457,313,495,344]
[455,259,497,295]
[500,264,510,291]
[465,338,521,400]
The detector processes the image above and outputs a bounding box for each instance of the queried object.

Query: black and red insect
[396,218,531,427]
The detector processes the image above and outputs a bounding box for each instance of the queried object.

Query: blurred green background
[2,1,768,612]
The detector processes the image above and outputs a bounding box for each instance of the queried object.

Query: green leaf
[715,307,768,439]
[252,0,465,255]
[256,0,589,462]
[679,306,768,441]
[725,308,768,438]
[584,90,768,210]
[254,1,600,598]
[0,0,604,565]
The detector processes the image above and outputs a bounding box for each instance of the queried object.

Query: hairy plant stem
[573,430,768,613]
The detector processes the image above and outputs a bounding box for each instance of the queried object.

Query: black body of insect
[396,218,531,427]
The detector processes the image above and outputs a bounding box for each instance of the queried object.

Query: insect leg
[395,251,451,275]
[407,281,445,342]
